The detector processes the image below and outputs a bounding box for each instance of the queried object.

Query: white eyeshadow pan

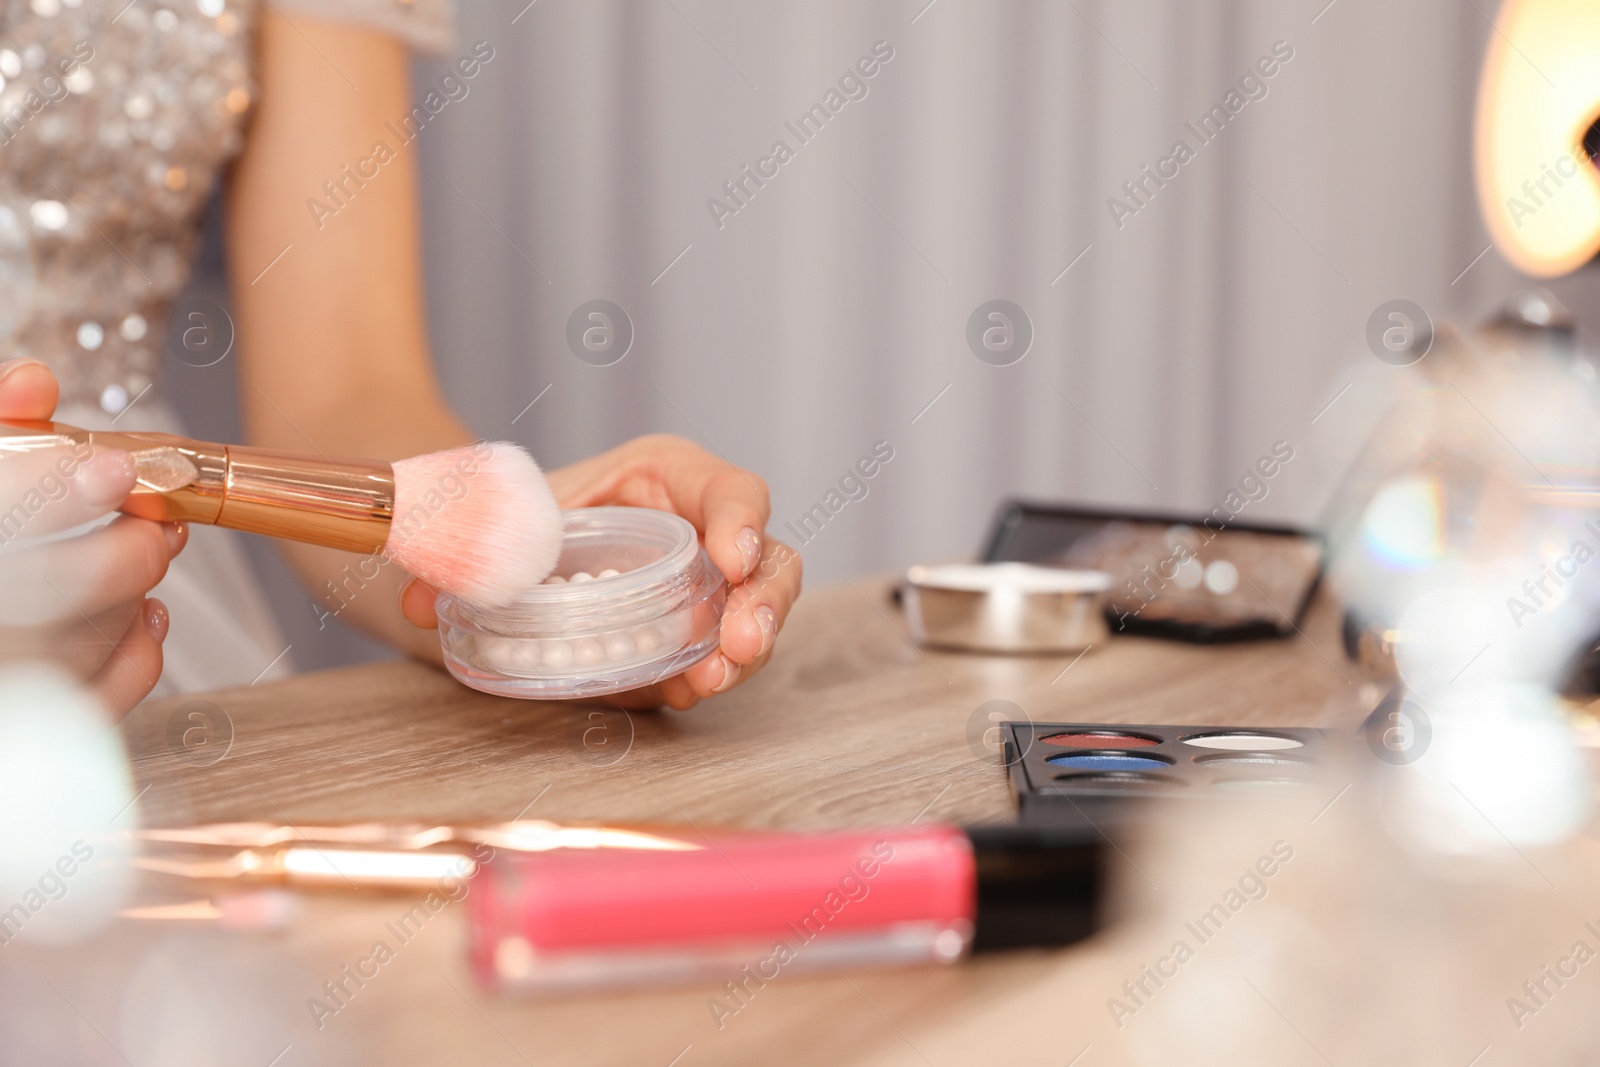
[1181,732,1304,751]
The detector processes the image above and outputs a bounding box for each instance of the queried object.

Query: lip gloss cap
[965,824,1105,952]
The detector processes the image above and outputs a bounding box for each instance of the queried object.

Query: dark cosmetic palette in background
[1003,722,1329,828]
[980,500,1324,643]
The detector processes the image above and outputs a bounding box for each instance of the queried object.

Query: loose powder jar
[437,508,726,699]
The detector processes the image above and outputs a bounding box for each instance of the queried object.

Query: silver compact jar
[437,508,726,699]
[903,562,1111,653]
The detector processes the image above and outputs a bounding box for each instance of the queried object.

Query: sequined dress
[0,0,450,695]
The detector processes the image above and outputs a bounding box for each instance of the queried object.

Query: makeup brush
[127,820,700,890]
[120,890,299,930]
[0,420,562,606]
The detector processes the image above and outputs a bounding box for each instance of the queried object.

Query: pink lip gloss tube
[465,823,1103,994]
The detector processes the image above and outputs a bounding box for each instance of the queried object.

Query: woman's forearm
[224,12,479,659]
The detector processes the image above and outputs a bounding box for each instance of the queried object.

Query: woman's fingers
[0,359,60,421]
[88,598,168,717]
[0,445,137,539]
[551,436,773,585]
[695,466,771,584]
[604,674,701,712]
[678,647,750,701]
[719,539,801,665]
[658,675,701,710]
[398,578,440,629]
[0,600,134,678]
[653,440,770,584]
[673,539,802,700]
[0,516,180,626]
[0,360,166,714]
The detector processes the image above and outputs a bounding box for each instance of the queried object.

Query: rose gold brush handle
[0,420,396,554]
[133,846,479,888]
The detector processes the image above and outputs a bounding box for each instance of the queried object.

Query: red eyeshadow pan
[1039,732,1160,749]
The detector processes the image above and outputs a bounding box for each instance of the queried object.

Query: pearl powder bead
[543,575,567,584]
[633,626,662,655]
[598,568,620,579]
[479,637,525,675]
[570,572,594,583]
[512,642,548,674]
[512,639,550,671]
[602,632,636,660]
[657,612,693,647]
[542,641,573,669]
[571,640,605,668]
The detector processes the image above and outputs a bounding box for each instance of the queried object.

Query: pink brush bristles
[386,442,562,606]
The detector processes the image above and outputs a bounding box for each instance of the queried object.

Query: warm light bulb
[1474,0,1600,277]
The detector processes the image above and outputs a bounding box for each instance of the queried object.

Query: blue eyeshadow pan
[1046,753,1170,772]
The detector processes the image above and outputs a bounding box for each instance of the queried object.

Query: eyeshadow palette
[1003,721,1329,827]
[980,500,1323,642]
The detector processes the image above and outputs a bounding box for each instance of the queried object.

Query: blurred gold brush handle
[0,418,395,553]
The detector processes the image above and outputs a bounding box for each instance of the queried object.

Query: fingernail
[736,526,761,578]
[711,655,742,694]
[143,598,169,643]
[72,448,136,508]
[0,358,48,385]
[162,521,187,556]
[752,604,776,658]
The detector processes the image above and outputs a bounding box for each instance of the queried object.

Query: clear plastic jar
[437,508,726,699]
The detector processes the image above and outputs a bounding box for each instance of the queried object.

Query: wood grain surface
[90,577,1373,1066]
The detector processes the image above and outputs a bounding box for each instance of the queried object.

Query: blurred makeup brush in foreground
[0,421,562,605]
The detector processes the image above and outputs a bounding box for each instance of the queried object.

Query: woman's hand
[401,434,802,710]
[0,359,184,715]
